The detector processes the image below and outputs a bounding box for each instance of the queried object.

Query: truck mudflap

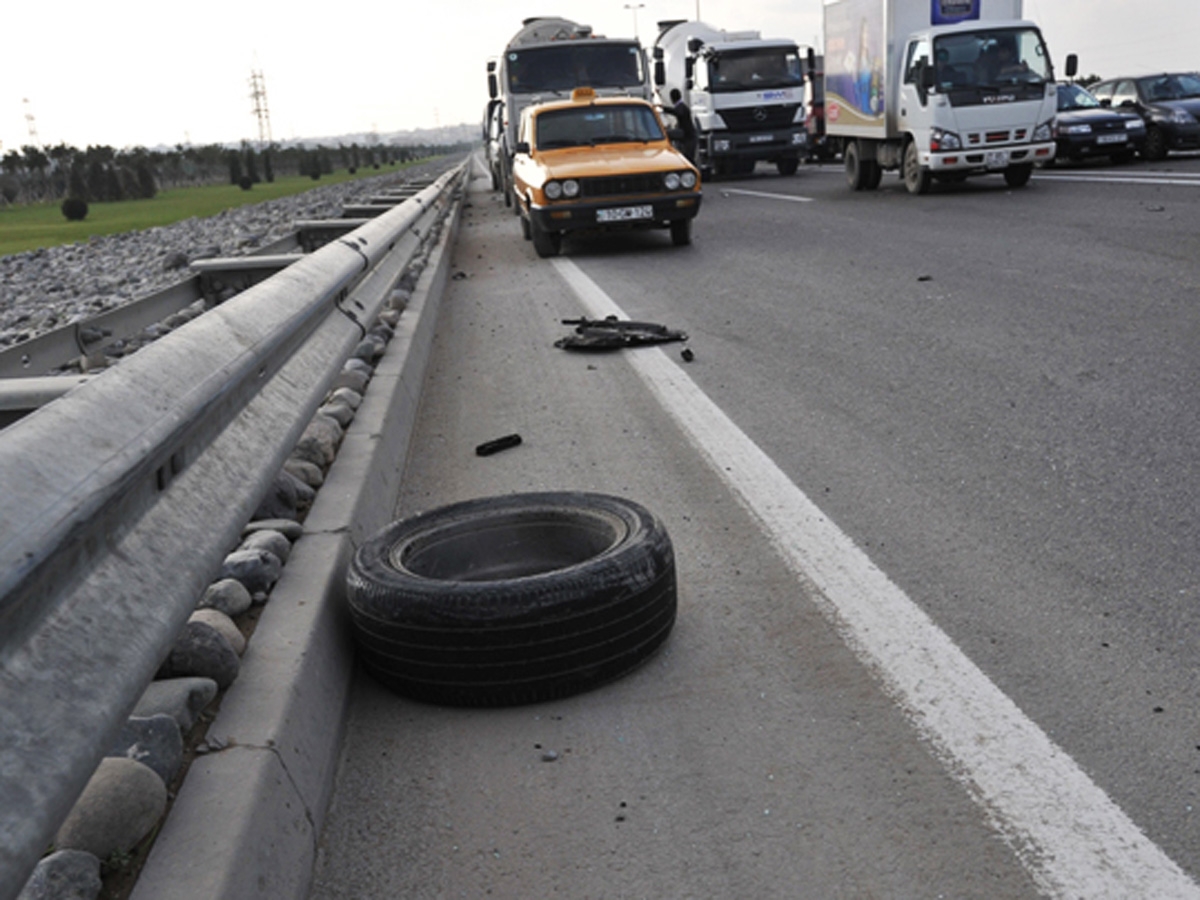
[925,141,1056,173]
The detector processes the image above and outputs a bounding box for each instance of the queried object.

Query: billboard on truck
[824,0,886,134]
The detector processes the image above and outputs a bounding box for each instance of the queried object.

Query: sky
[1,0,1197,154]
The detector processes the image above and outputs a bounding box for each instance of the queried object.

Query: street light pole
[624,3,645,40]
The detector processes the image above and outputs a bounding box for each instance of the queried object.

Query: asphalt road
[309,154,1200,898]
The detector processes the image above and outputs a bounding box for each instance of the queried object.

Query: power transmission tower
[23,98,41,148]
[249,71,272,147]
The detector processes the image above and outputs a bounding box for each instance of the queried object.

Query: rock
[330,367,369,394]
[328,387,362,410]
[54,758,167,860]
[133,677,218,731]
[293,415,343,469]
[284,457,325,489]
[161,620,241,689]
[240,528,292,565]
[251,470,310,521]
[219,547,283,596]
[243,518,304,541]
[16,849,102,900]
[190,608,246,655]
[197,578,253,617]
[318,398,355,429]
[108,714,184,783]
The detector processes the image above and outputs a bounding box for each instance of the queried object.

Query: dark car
[1053,82,1145,163]
[1089,73,1200,160]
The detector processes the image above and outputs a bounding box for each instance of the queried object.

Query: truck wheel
[345,492,678,707]
[903,142,931,195]
[776,158,799,176]
[1003,164,1033,188]
[865,161,883,190]
[845,141,867,190]
[531,219,561,258]
[670,218,692,246]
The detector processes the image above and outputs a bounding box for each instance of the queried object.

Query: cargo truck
[487,17,652,207]
[652,20,809,177]
[824,0,1058,193]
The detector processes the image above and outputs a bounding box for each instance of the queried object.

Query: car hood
[1057,108,1138,127]
[1153,97,1200,117]
[534,145,695,178]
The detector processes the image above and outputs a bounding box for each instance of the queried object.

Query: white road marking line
[1037,173,1200,187]
[718,188,816,202]
[551,256,1200,899]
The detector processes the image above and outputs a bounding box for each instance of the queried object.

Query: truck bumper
[704,127,808,162]
[530,194,702,234]
[924,141,1056,173]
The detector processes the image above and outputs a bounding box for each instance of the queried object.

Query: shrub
[239,175,253,190]
[62,197,89,221]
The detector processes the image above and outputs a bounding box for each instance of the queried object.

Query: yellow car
[511,88,703,258]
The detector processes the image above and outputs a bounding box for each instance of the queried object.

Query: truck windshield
[706,48,804,93]
[535,104,665,149]
[932,28,1051,95]
[507,44,645,93]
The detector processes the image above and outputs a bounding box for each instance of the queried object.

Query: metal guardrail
[0,164,465,898]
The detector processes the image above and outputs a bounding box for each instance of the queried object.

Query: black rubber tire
[845,141,867,190]
[1144,126,1167,161]
[346,492,677,707]
[776,157,800,176]
[864,159,883,190]
[1003,163,1033,188]
[531,219,561,258]
[903,141,931,195]
[670,218,692,246]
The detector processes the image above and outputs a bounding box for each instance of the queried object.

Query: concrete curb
[129,170,466,900]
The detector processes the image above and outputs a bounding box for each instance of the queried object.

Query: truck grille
[719,104,801,132]
[578,173,664,197]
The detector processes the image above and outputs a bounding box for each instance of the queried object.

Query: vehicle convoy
[1088,72,1200,160]
[651,20,809,177]
[511,87,702,258]
[824,0,1059,193]
[487,17,652,208]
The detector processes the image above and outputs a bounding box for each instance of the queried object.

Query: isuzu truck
[652,20,809,176]
[824,0,1058,193]
[487,17,652,207]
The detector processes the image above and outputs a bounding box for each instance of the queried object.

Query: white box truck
[652,20,809,177]
[824,0,1058,193]
[487,18,652,207]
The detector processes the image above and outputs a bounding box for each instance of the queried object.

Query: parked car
[1052,82,1145,163]
[511,87,703,258]
[1089,73,1200,160]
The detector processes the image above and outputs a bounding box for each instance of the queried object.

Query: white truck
[823,0,1059,193]
[486,17,652,207]
[651,20,809,177]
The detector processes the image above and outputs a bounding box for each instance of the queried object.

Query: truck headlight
[791,132,807,146]
[713,138,731,153]
[929,127,961,151]
[1033,120,1053,142]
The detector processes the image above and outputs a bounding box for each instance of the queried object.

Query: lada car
[1052,82,1146,164]
[511,88,702,258]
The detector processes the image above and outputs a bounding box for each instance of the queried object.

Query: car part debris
[475,433,522,456]
[555,316,689,351]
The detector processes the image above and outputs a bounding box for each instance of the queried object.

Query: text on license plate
[1096,133,1127,144]
[596,205,653,223]
[748,134,773,144]
[986,150,1009,169]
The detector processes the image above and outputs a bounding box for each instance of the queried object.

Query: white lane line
[718,187,815,202]
[1037,173,1200,187]
[551,256,1200,900]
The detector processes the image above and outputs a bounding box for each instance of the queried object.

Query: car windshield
[1057,83,1102,111]
[1136,73,1200,101]
[933,27,1052,90]
[707,47,804,92]
[506,44,645,93]
[535,104,665,149]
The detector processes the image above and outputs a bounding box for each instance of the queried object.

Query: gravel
[0,162,451,349]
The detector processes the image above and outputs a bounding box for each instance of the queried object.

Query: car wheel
[1144,126,1167,161]
[530,219,561,258]
[903,141,931,195]
[1003,164,1033,188]
[670,218,692,246]
[520,213,531,241]
[345,492,677,707]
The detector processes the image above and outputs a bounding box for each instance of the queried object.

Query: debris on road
[555,316,689,351]
[475,433,523,456]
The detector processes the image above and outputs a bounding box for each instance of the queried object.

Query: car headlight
[1062,123,1092,135]
[1125,118,1145,131]
[1171,109,1197,124]
[1033,119,1053,142]
[664,172,681,190]
[930,127,962,151]
[680,171,697,189]
[562,179,580,198]
[544,181,563,200]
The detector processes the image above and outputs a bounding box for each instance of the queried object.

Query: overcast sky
[1,0,1196,153]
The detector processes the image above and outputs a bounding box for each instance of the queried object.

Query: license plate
[596,205,653,223]
[1097,133,1127,145]
[748,134,774,144]
[986,150,1009,169]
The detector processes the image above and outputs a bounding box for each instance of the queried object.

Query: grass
[0,163,424,257]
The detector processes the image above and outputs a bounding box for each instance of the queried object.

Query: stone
[190,608,246,655]
[219,547,282,596]
[330,367,369,394]
[243,518,304,541]
[251,470,303,520]
[240,528,291,565]
[162,620,241,689]
[284,457,325,488]
[54,758,167,860]
[328,387,362,410]
[16,849,102,900]
[108,714,184,783]
[197,578,253,617]
[133,677,218,731]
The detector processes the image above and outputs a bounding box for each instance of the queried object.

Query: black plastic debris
[555,316,689,351]
[476,434,522,456]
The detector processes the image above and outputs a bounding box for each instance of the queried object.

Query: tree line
[0,139,471,206]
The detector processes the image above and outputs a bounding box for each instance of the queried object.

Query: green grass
[0,163,424,257]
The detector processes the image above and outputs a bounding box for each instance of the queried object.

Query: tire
[903,141,931,195]
[845,141,867,190]
[520,211,531,241]
[1003,163,1033,188]
[670,218,692,246]
[345,492,677,707]
[776,157,800,176]
[864,160,883,190]
[1144,126,1167,161]
[531,219,561,258]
